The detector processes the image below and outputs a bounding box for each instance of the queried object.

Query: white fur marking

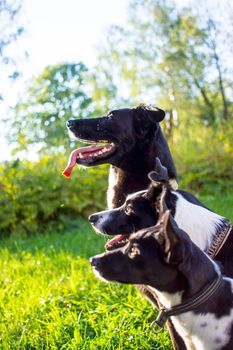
[171,307,233,350]
[68,129,77,140]
[107,166,117,209]
[92,267,113,283]
[126,190,147,201]
[169,178,179,190]
[91,210,115,234]
[149,280,233,350]
[173,192,225,251]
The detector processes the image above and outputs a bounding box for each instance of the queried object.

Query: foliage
[0,155,108,237]
[0,193,232,349]
[0,0,24,97]
[7,63,93,154]
[1,121,233,239]
[95,0,233,129]
[6,60,123,158]
[171,122,233,193]
[1,0,233,241]
[89,67,119,115]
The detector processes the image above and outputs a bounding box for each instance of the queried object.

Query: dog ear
[148,158,169,187]
[156,211,185,265]
[148,171,165,186]
[134,105,165,140]
[135,104,165,123]
[154,157,169,182]
[139,105,165,122]
[146,176,167,214]
[156,184,167,218]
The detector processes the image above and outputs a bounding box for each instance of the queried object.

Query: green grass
[0,191,233,349]
[0,220,170,350]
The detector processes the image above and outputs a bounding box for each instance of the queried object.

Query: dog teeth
[100,147,111,154]
[77,144,114,160]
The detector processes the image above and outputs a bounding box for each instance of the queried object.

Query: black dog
[66,105,177,208]
[89,158,232,350]
[89,158,233,278]
[91,208,233,350]
[66,106,184,348]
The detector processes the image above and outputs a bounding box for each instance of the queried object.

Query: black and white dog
[90,199,233,350]
[89,158,233,278]
[66,105,177,208]
[66,106,185,348]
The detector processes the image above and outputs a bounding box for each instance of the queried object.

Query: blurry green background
[1,0,233,236]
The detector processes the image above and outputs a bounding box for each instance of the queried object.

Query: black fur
[88,179,207,237]
[88,160,230,350]
[67,105,177,207]
[67,107,182,349]
[89,169,233,281]
[91,213,233,349]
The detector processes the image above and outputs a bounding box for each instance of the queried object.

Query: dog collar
[151,274,222,330]
[208,223,232,258]
[169,179,178,190]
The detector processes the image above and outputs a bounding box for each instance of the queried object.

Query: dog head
[90,208,191,290]
[89,158,175,250]
[66,105,165,167]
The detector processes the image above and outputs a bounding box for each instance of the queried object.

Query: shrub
[171,122,233,193]
[1,122,233,237]
[0,155,108,237]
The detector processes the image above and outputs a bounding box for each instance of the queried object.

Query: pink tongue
[62,149,80,178]
[105,235,126,250]
[62,145,107,178]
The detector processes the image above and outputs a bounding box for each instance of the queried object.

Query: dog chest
[171,308,233,350]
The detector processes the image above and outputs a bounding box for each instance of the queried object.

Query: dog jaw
[75,141,117,166]
[105,235,130,250]
[63,141,117,177]
[91,265,113,283]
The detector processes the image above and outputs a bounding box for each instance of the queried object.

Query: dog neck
[148,245,220,308]
[107,127,177,208]
[107,165,150,208]
[173,191,227,251]
[147,251,225,350]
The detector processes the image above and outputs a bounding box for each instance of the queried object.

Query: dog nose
[66,119,76,128]
[90,256,101,268]
[88,214,101,224]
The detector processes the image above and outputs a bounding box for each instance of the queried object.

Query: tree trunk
[194,78,216,123]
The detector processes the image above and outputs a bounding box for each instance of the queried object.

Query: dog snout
[66,119,76,128]
[90,256,101,268]
[88,214,101,224]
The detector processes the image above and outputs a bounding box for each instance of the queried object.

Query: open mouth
[77,141,116,162]
[105,234,129,251]
[63,139,117,178]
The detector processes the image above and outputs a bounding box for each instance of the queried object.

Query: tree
[0,0,24,98]
[95,0,233,129]
[7,62,93,155]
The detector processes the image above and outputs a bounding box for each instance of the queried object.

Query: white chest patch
[173,192,225,251]
[171,307,233,350]
[107,166,117,209]
[150,280,233,350]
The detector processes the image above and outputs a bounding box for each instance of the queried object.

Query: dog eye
[125,205,133,215]
[128,245,141,258]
